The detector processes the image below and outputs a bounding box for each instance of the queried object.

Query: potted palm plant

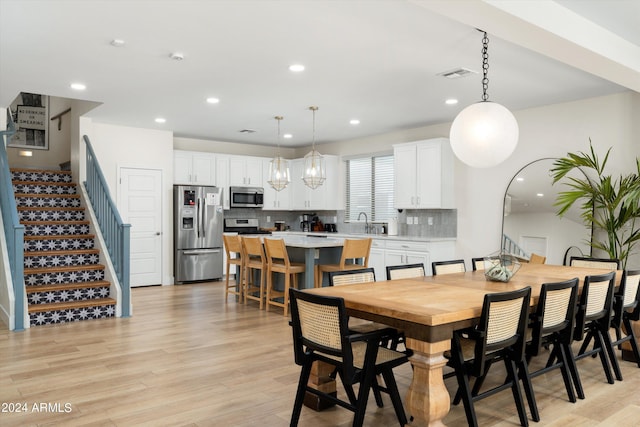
[551,142,640,269]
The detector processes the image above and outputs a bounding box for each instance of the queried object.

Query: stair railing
[0,111,26,331]
[83,135,131,317]
[502,233,529,259]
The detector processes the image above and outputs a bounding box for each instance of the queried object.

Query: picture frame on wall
[8,93,49,150]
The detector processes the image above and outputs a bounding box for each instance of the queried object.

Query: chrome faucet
[357,212,369,234]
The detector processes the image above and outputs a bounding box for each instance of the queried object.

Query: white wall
[85,122,174,286]
[174,136,297,158]
[299,91,640,267]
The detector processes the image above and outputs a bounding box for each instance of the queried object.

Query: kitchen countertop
[271,230,455,242]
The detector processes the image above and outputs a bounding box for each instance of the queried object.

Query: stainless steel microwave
[229,186,264,208]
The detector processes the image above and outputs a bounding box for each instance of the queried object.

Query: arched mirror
[501,158,591,265]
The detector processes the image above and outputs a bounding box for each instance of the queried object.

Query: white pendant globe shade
[267,156,290,191]
[449,101,519,168]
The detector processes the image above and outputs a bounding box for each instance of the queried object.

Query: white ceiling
[0,0,638,148]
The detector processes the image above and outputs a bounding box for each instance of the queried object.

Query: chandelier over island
[267,115,290,191]
[303,106,326,189]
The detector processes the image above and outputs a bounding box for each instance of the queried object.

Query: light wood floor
[2,280,640,426]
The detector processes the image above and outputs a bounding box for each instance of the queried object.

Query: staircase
[11,168,116,326]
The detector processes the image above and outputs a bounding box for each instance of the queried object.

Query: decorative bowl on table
[483,253,521,283]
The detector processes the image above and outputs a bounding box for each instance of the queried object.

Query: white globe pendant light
[449,32,519,168]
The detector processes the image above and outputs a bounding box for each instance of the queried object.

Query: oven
[224,218,272,235]
[229,186,264,208]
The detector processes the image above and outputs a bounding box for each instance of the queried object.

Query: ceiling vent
[239,129,256,133]
[438,67,477,79]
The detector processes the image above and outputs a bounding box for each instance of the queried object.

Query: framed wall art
[8,92,49,150]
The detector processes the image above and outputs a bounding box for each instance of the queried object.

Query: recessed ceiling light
[445,98,458,105]
[283,134,293,139]
[206,97,220,104]
[289,64,305,72]
[536,193,544,197]
[170,52,184,61]
[155,117,166,124]
[516,177,524,182]
[110,39,125,47]
[70,83,86,91]
[349,119,360,125]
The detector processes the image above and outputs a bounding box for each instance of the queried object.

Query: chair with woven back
[611,269,640,366]
[447,286,539,427]
[223,234,244,302]
[432,259,466,276]
[385,263,425,280]
[263,238,305,316]
[526,277,584,403]
[241,236,267,309]
[573,271,621,383]
[569,256,620,270]
[471,257,486,271]
[315,238,372,287]
[288,288,409,427]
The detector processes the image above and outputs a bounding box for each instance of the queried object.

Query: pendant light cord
[309,106,318,150]
[482,32,489,102]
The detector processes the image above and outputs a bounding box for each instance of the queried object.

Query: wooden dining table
[306,263,622,427]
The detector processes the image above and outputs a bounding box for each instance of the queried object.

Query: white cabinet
[385,240,431,274]
[262,158,291,210]
[369,239,386,280]
[394,138,454,209]
[290,155,341,210]
[229,156,263,186]
[216,155,230,209]
[174,151,216,185]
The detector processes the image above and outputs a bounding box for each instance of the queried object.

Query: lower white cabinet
[369,239,386,280]
[385,240,431,275]
[370,238,455,279]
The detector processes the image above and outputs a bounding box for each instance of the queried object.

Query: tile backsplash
[225,208,457,238]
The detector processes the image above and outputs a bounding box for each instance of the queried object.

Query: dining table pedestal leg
[405,338,451,427]
[303,361,337,410]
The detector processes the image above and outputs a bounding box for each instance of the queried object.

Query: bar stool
[242,236,267,309]
[315,238,372,288]
[264,238,304,316]
[223,234,244,302]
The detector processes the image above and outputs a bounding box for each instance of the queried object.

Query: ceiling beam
[410,0,640,92]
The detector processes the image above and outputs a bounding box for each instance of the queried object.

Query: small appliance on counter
[324,223,337,232]
[300,213,314,232]
[274,221,287,231]
[387,217,398,236]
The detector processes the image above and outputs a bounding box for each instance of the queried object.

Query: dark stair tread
[24,264,105,274]
[11,168,72,175]
[18,206,84,211]
[28,298,116,313]
[24,248,100,257]
[26,280,111,293]
[12,180,76,186]
[21,220,90,226]
[24,234,95,241]
[15,193,80,198]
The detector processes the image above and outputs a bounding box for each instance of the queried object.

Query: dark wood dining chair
[385,263,425,280]
[610,269,640,366]
[573,271,620,383]
[526,277,583,402]
[569,256,620,270]
[448,286,539,427]
[432,259,466,276]
[288,288,409,427]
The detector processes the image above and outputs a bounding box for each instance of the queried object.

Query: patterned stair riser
[11,170,72,183]
[18,209,85,222]
[24,237,94,252]
[24,223,90,237]
[15,195,81,208]
[28,286,110,305]
[30,304,115,326]
[13,183,77,195]
[24,252,100,269]
[25,268,105,286]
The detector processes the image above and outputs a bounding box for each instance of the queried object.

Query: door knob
[156,232,162,236]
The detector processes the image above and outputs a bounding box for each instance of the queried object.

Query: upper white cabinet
[393,138,454,209]
[229,156,262,186]
[290,155,341,211]
[174,151,216,185]
[262,158,291,210]
[216,155,230,209]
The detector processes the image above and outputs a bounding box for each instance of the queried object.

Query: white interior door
[119,167,163,287]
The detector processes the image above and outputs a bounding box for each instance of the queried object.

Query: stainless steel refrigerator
[174,185,224,283]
